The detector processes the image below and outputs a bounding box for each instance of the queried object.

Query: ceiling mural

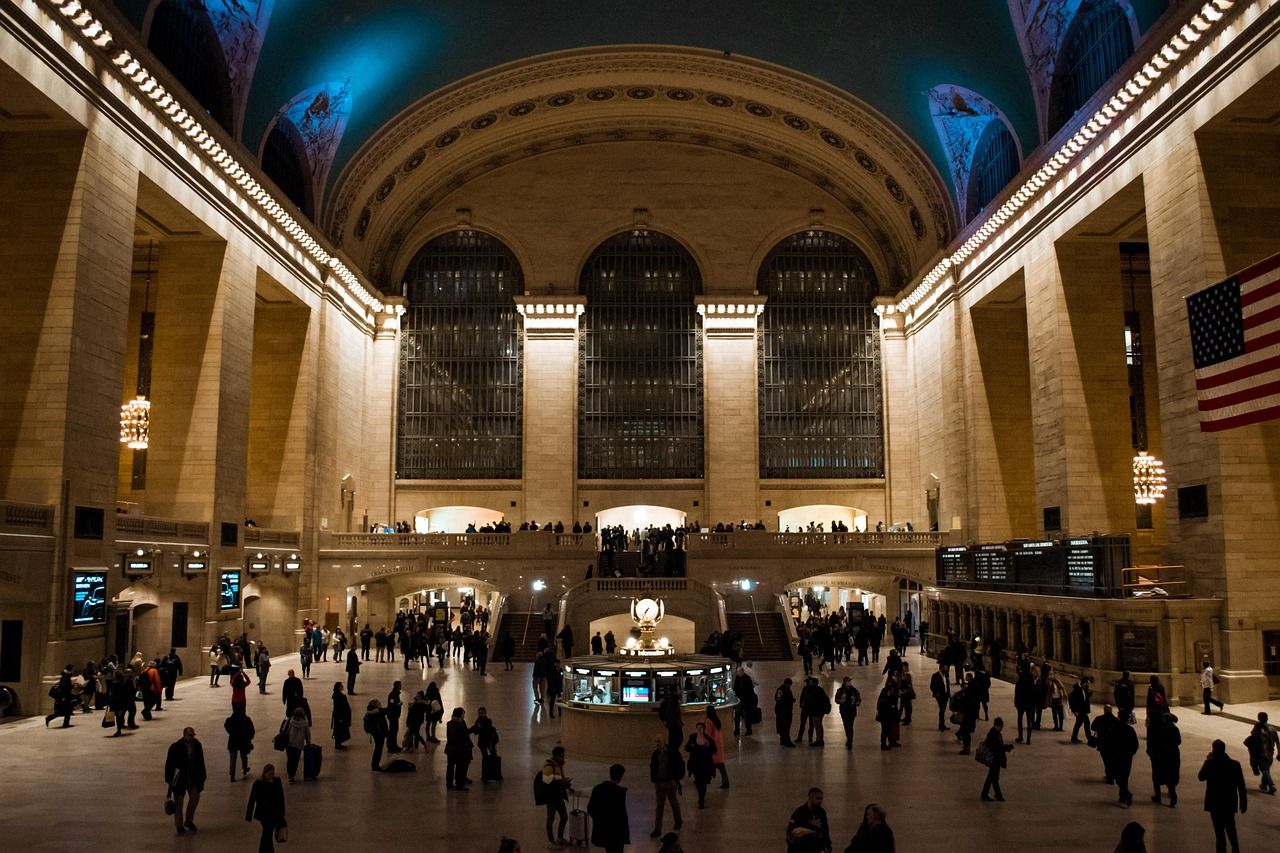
[269,80,353,206]
[927,85,1022,223]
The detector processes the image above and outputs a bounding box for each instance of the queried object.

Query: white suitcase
[567,791,589,846]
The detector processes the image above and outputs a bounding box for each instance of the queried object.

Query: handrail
[685,530,941,549]
[748,593,764,650]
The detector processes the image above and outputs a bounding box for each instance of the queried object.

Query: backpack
[533,771,551,805]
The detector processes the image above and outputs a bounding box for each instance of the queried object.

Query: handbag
[102,709,116,729]
[164,788,176,816]
[975,742,994,767]
[949,711,962,725]
[273,720,289,752]
[274,822,288,843]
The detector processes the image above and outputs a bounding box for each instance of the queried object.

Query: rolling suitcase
[482,752,503,782]
[303,743,323,780]
[567,791,588,846]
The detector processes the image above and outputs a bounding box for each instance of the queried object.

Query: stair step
[723,611,793,661]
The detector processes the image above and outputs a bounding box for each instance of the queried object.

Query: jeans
[936,697,948,729]
[545,798,567,842]
[1260,757,1275,791]
[981,765,1003,799]
[370,735,384,771]
[1203,687,1224,714]
[653,781,682,832]
[171,787,200,830]
[840,712,855,746]
[1051,700,1065,731]
[1209,808,1240,853]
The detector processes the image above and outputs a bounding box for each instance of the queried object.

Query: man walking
[1069,677,1093,744]
[980,717,1013,802]
[1246,712,1278,795]
[835,677,860,750]
[649,737,684,838]
[785,788,831,853]
[1199,739,1247,853]
[774,677,797,747]
[588,764,631,853]
[164,727,207,834]
[1202,662,1225,715]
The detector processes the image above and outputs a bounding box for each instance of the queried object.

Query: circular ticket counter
[558,655,738,759]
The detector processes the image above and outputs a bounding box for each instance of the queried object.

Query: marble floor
[3,648,1277,852]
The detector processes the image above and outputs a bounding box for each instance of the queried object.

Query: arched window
[966,120,1020,220]
[261,119,313,219]
[758,231,883,478]
[579,230,703,479]
[1049,2,1135,134]
[397,231,523,479]
[147,1,234,133]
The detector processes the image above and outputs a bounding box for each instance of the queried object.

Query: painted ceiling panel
[109,1,1169,200]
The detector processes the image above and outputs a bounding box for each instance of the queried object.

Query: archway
[413,505,505,533]
[777,504,867,532]
[595,504,686,533]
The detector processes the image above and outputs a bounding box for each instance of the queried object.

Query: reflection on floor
[2,647,1276,852]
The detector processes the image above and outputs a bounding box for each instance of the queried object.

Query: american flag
[1187,251,1280,432]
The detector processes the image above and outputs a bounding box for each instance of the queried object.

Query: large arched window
[1048,2,1135,134]
[397,231,523,479]
[579,230,703,479]
[758,231,883,478]
[147,1,234,133]
[261,119,313,219]
[967,120,1020,220]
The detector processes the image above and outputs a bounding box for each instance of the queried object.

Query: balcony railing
[243,527,302,548]
[685,530,942,550]
[321,531,594,553]
[0,500,54,536]
[114,514,210,544]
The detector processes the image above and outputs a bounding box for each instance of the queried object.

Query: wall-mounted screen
[71,571,107,626]
[621,679,651,703]
[246,557,269,574]
[219,570,241,610]
[282,557,302,573]
[182,555,208,574]
[123,554,154,577]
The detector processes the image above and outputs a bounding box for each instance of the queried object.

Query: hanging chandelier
[1133,451,1167,505]
[120,395,151,450]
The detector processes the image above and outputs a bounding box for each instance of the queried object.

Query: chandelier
[120,395,151,449]
[1133,451,1167,505]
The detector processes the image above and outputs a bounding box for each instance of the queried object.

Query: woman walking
[705,705,729,788]
[685,722,718,808]
[283,707,310,783]
[245,764,286,853]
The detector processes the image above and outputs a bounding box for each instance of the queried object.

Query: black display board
[1064,538,1099,588]
[973,544,1011,583]
[936,546,972,583]
[219,570,241,610]
[71,570,107,625]
[1012,540,1065,587]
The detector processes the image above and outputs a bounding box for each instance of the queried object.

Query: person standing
[281,670,304,718]
[472,706,500,781]
[734,666,759,737]
[1114,670,1136,724]
[362,700,388,771]
[1199,739,1247,853]
[1013,669,1037,744]
[445,707,474,791]
[556,623,574,660]
[980,717,1013,802]
[45,665,75,728]
[796,677,819,746]
[930,662,950,731]
[704,705,729,787]
[344,648,361,696]
[532,648,549,706]
[835,677,861,750]
[1147,711,1181,806]
[244,764,286,853]
[161,648,183,701]
[385,681,403,752]
[1202,663,1225,715]
[283,707,310,784]
[1108,713,1140,807]
[785,788,831,853]
[956,676,979,755]
[875,681,899,751]
[844,802,895,853]
[684,723,718,808]
[546,656,564,718]
[1092,704,1120,786]
[360,624,373,661]
[210,645,228,687]
[774,677,797,747]
[224,708,255,781]
[539,746,572,846]
[298,641,312,679]
[649,738,684,838]
[898,663,915,726]
[331,682,352,750]
[255,646,271,694]
[1246,711,1278,794]
[587,764,631,853]
[230,666,251,715]
[164,726,207,834]
[500,632,515,671]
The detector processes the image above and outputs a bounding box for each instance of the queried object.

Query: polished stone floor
[4,647,1278,852]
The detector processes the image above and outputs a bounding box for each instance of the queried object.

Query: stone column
[516,298,585,523]
[696,297,765,525]
[362,298,404,526]
[875,300,916,527]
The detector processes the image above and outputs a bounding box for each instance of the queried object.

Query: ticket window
[654,675,681,703]
[571,669,594,702]
[682,674,708,703]
[590,674,618,704]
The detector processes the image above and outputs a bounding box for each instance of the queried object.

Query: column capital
[374,297,406,340]
[695,295,766,338]
[515,296,585,338]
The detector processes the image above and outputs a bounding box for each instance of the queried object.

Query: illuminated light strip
[894,0,1241,316]
[40,0,385,316]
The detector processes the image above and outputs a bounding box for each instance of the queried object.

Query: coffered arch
[328,46,957,291]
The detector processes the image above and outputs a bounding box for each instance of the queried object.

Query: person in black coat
[224,708,256,781]
[733,667,758,736]
[844,802,895,853]
[929,663,950,732]
[774,678,796,747]
[245,763,286,853]
[471,707,500,781]
[980,717,1013,802]
[1104,714,1140,807]
[1198,739,1247,853]
[331,683,352,750]
[587,763,631,853]
[1147,712,1181,806]
[281,670,303,717]
[684,723,718,808]
[1013,670,1037,744]
[164,727,207,834]
[109,671,137,735]
[362,700,388,771]
[444,707,474,790]
[344,649,361,695]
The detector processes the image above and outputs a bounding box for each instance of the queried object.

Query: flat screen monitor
[622,683,651,703]
[71,570,107,626]
[219,570,241,610]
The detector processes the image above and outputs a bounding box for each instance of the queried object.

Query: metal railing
[686,530,941,549]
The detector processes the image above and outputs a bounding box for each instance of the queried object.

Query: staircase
[725,611,793,660]
[597,551,643,577]
[494,612,553,662]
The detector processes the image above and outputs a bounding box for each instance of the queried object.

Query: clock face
[636,598,659,621]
